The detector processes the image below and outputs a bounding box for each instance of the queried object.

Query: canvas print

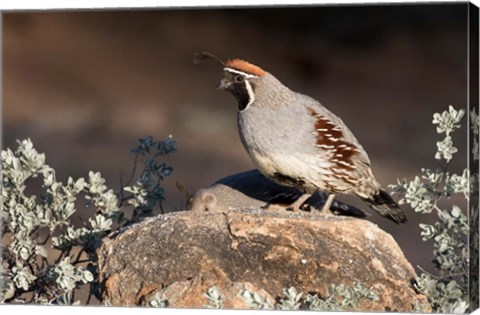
[1,1,479,313]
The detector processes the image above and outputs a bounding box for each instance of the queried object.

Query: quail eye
[235,75,245,83]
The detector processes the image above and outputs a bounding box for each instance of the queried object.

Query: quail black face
[218,69,258,111]
[192,53,265,111]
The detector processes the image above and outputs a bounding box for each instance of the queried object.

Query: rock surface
[98,208,427,311]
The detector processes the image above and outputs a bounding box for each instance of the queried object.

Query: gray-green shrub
[1,136,175,304]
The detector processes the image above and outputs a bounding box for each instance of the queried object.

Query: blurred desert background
[3,3,469,278]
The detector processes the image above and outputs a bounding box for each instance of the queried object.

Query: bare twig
[125,153,140,188]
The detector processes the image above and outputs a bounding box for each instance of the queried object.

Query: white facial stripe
[224,67,258,79]
[243,80,255,110]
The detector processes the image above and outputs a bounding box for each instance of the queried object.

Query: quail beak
[216,79,230,90]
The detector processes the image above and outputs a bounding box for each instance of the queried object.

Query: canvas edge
[468,1,480,313]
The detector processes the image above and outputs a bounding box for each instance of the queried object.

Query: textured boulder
[98,209,427,311]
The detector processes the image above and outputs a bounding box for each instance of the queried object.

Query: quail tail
[362,189,407,224]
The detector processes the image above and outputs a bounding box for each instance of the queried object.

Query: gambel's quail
[193,52,406,223]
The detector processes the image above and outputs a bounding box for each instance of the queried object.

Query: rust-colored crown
[225,59,267,77]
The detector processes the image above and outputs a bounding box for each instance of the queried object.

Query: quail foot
[194,52,407,223]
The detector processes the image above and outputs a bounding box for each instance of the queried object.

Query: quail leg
[321,193,336,215]
[286,193,311,212]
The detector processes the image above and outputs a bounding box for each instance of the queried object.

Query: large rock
[97,208,427,311]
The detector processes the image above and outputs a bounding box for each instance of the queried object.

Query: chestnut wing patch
[309,109,360,184]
